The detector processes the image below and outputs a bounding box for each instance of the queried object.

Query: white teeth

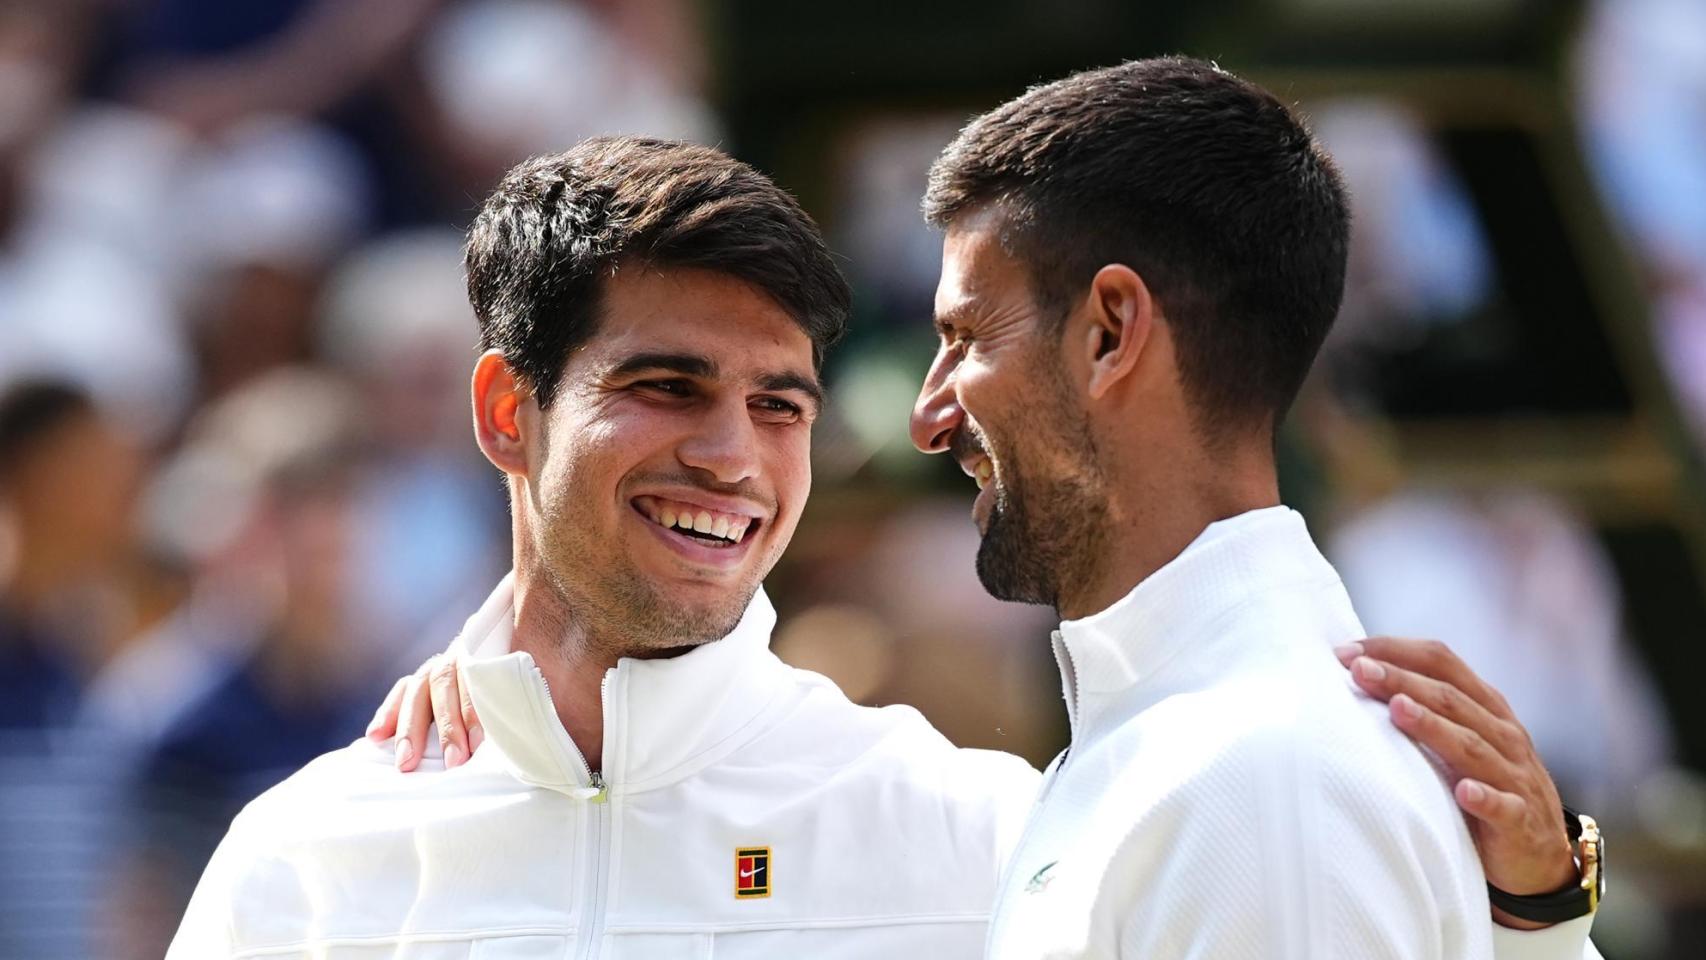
[975,459,993,490]
[640,497,754,544]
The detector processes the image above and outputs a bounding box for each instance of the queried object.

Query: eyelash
[752,397,802,417]
[641,379,692,396]
[635,381,803,420]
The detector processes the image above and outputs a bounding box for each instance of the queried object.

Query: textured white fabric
[1494,917,1603,960]
[988,506,1498,959]
[167,576,1040,959]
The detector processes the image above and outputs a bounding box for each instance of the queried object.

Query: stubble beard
[972,378,1109,613]
[533,496,755,659]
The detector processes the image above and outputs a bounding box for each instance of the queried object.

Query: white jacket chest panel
[989,591,1493,960]
[218,719,1032,959]
[177,579,1041,959]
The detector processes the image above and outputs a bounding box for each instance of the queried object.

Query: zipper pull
[567,773,608,803]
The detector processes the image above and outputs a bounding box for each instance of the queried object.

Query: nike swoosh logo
[740,867,762,878]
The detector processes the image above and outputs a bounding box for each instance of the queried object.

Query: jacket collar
[454,573,790,798]
[1051,506,1340,744]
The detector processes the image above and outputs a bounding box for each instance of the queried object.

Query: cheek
[533,414,623,514]
[954,356,1010,431]
[538,400,665,487]
[764,430,813,520]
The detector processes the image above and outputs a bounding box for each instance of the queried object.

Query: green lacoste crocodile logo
[1024,860,1059,893]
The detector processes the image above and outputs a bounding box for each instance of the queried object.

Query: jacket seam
[604,912,990,933]
[230,912,989,955]
[232,926,578,956]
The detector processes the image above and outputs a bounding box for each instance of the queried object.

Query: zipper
[523,661,609,801]
[520,658,615,956]
[575,669,618,960]
[577,790,612,959]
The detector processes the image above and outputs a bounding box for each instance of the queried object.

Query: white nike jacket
[166,576,1040,959]
[985,506,1599,960]
[168,566,1599,959]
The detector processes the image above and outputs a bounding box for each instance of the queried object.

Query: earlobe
[1084,264,1154,401]
[471,350,530,476]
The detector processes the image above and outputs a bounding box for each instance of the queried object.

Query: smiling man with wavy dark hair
[166,135,1041,959]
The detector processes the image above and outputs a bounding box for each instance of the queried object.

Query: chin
[642,579,758,647]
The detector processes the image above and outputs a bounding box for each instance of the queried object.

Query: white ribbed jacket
[166,578,1040,959]
[985,507,1599,960]
[167,550,1597,959]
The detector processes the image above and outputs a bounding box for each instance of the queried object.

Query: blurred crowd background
[0,0,1703,957]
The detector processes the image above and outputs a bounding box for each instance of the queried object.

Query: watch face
[1578,816,1603,910]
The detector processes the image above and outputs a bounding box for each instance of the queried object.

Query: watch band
[1486,806,1603,925]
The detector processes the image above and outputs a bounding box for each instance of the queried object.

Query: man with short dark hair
[909,57,1596,958]
[177,90,1598,959]
[167,137,1039,958]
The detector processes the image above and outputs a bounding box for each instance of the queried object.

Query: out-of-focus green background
[1,0,1702,956]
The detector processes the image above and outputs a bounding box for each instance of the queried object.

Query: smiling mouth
[632,495,759,547]
[959,454,994,491]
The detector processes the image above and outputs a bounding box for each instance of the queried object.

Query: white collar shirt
[167,576,1040,959]
[985,506,1597,960]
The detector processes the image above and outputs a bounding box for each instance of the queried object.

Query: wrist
[1487,807,1603,928]
[1491,905,1556,931]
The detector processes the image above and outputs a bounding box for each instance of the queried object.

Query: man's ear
[1079,264,1156,401]
[472,350,531,476]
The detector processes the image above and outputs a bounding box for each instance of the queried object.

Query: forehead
[590,265,814,367]
[935,206,1034,322]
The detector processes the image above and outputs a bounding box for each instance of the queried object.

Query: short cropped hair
[466,137,851,407]
[925,57,1350,434]
[0,381,94,486]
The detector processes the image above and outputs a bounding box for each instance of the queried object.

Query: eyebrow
[758,371,825,411]
[608,351,825,411]
[607,352,716,380]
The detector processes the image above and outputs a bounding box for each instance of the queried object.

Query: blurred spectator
[1329,491,1675,813]
[112,0,444,137]
[1304,97,1496,410]
[111,369,386,958]
[173,117,370,400]
[419,0,718,197]
[1577,0,1706,448]
[0,379,138,727]
[831,115,964,328]
[0,4,194,442]
[315,228,507,667]
[0,380,141,960]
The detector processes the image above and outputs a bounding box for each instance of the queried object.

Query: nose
[909,345,963,455]
[677,397,762,484]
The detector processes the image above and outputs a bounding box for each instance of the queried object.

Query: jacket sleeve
[1492,918,1601,960]
[163,817,248,960]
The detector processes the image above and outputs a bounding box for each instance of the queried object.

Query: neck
[1057,439,1279,621]
[510,565,615,772]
